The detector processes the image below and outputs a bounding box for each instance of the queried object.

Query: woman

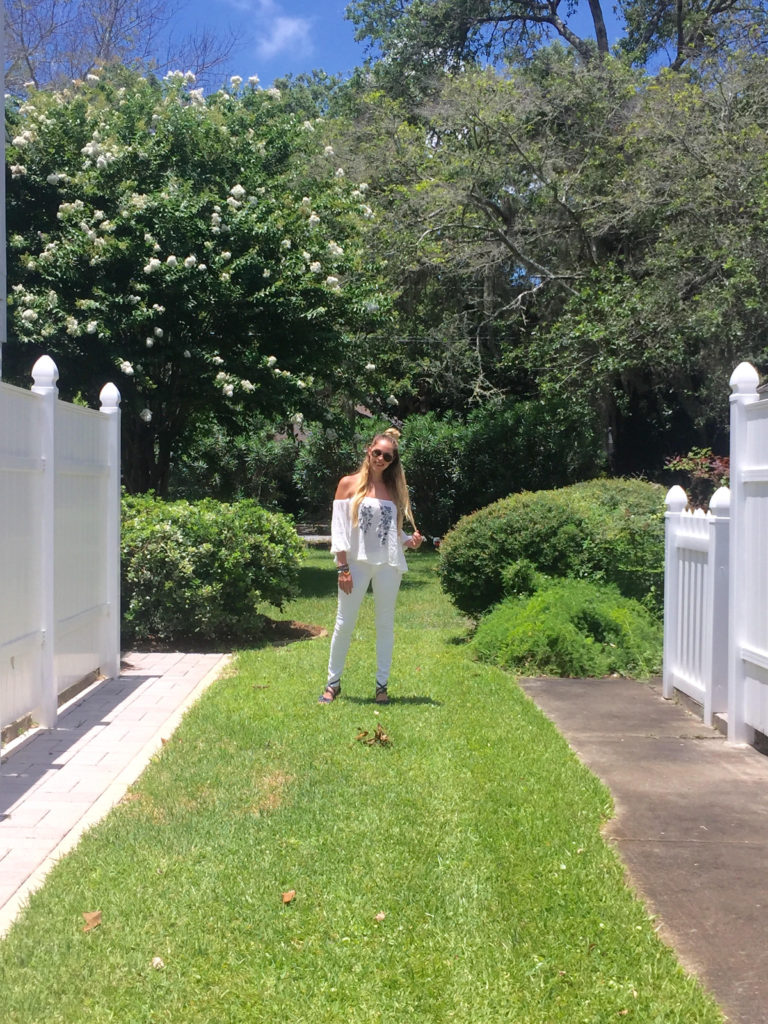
[319,428,423,704]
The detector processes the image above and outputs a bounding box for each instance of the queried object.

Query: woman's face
[367,437,397,470]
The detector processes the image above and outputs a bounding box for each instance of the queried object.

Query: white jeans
[327,560,403,687]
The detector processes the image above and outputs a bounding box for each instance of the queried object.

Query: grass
[0,548,723,1023]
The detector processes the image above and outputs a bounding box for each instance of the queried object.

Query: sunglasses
[370,448,397,463]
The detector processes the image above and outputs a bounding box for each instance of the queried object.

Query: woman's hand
[338,569,353,594]
[409,531,424,550]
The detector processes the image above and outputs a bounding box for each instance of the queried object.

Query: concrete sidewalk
[0,650,229,936]
[518,675,768,1024]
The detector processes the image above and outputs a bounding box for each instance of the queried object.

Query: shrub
[399,398,604,539]
[471,579,663,678]
[438,478,665,618]
[121,494,304,645]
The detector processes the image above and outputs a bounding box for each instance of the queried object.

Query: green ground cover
[0,548,722,1023]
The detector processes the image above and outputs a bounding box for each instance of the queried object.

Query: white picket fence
[663,361,768,744]
[0,355,121,733]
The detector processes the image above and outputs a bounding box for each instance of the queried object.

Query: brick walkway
[0,650,230,936]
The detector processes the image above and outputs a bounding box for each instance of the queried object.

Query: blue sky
[172,0,370,86]
[167,0,628,89]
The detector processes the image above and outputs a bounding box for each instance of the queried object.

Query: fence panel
[663,485,730,725]
[0,381,45,727]
[728,362,768,743]
[0,357,120,735]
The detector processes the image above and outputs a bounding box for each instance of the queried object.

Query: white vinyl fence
[662,485,729,726]
[0,356,121,733]
[664,361,768,744]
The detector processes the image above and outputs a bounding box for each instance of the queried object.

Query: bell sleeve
[331,499,352,555]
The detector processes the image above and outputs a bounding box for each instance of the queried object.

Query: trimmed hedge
[121,495,304,645]
[471,579,663,678]
[438,478,665,618]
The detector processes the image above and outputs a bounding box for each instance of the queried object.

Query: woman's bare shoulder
[334,474,359,500]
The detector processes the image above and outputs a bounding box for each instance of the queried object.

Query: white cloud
[257,15,312,58]
[220,0,313,59]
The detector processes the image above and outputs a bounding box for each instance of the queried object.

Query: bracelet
[337,564,350,574]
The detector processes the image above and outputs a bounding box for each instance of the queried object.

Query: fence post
[30,355,59,729]
[704,485,730,726]
[99,382,121,680]
[662,485,687,701]
[727,361,760,745]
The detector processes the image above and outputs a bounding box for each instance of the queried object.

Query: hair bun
[383,427,401,440]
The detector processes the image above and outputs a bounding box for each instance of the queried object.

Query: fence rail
[0,356,120,734]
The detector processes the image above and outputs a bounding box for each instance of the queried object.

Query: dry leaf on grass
[82,910,102,933]
[282,890,296,904]
[152,956,165,970]
[355,724,391,746]
[374,912,387,922]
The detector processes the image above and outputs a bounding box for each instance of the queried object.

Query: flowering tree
[6,66,388,492]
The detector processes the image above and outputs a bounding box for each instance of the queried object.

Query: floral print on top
[331,497,410,572]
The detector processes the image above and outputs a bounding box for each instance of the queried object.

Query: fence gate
[728,363,768,744]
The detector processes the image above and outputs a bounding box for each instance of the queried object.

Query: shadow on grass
[339,694,443,707]
[298,564,337,599]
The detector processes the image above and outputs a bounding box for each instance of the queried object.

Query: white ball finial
[31,354,59,389]
[665,485,688,512]
[99,382,121,410]
[729,362,759,394]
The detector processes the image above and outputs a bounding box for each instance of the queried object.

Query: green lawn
[0,548,723,1023]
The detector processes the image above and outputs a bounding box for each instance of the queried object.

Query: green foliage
[5,67,389,493]
[472,579,663,678]
[400,399,604,538]
[121,493,304,644]
[438,478,665,617]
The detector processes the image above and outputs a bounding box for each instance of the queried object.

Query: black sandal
[318,681,341,704]
[375,682,390,705]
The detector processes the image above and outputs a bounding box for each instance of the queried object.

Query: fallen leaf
[356,724,391,746]
[152,956,165,970]
[374,912,386,922]
[355,729,369,741]
[282,890,296,904]
[618,1011,629,1017]
[82,910,102,933]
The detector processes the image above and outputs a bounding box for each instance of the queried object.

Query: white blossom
[229,183,246,199]
[327,241,344,257]
[359,183,369,192]
[198,263,207,271]
[325,275,341,290]
[308,213,321,228]
[145,337,154,348]
[86,74,100,82]
[140,408,152,423]
[154,327,163,338]
[248,75,260,86]
[184,255,197,268]
[303,120,314,131]
[221,250,231,261]
[266,87,281,99]
[309,261,322,273]
[365,363,376,371]
[47,172,65,185]
[386,394,399,406]
[189,88,205,107]
[241,379,255,392]
[85,320,98,334]
[301,196,311,207]
[335,167,345,178]
[281,238,291,250]
[143,258,161,273]
[10,164,27,178]
[267,355,277,367]
[221,272,231,282]
[263,268,271,278]
[119,360,134,375]
[166,255,178,266]
[230,75,242,88]
[323,145,334,157]
[20,308,38,322]
[223,383,234,397]
[183,350,191,358]
[297,380,306,389]
[66,316,79,335]
[212,355,224,365]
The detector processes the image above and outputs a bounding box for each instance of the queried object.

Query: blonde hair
[350,428,416,535]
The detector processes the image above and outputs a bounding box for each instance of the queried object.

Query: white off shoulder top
[331,497,410,572]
